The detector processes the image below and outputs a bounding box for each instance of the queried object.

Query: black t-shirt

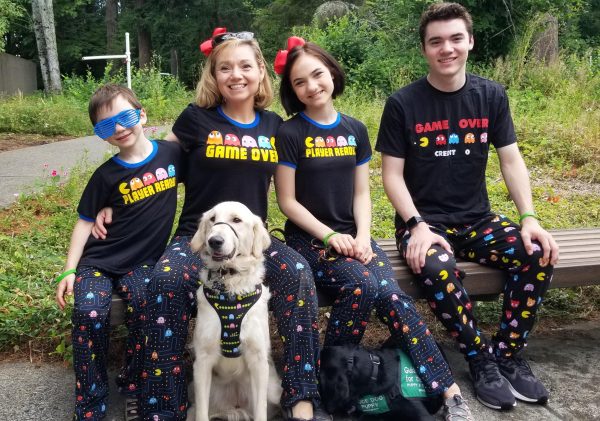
[375,74,516,227]
[277,112,372,235]
[172,104,282,236]
[78,140,183,274]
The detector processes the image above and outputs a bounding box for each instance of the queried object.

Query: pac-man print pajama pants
[397,214,554,360]
[71,265,151,421]
[286,232,455,395]
[139,235,320,421]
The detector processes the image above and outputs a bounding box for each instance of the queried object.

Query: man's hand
[91,207,113,240]
[520,217,559,266]
[56,274,75,310]
[405,224,453,274]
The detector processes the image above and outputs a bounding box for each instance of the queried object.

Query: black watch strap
[406,216,425,230]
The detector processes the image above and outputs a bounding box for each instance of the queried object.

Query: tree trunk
[105,0,118,54]
[170,48,179,78]
[31,0,61,93]
[135,0,151,68]
[532,14,559,65]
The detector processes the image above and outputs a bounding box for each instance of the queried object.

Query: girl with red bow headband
[93,30,325,421]
[274,39,473,420]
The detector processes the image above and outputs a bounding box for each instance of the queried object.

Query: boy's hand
[56,274,75,310]
[92,207,113,240]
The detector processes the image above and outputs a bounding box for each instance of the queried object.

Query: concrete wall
[0,53,38,96]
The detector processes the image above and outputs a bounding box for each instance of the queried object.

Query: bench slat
[110,228,600,325]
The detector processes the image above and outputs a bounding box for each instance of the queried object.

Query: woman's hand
[91,207,113,239]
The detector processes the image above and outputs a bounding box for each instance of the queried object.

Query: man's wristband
[323,231,339,247]
[519,212,539,223]
[56,269,76,283]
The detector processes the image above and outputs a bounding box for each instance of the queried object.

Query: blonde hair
[195,39,273,110]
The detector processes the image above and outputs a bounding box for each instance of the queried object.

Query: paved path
[1,320,599,420]
[1,136,599,420]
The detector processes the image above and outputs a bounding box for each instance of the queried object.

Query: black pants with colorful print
[71,265,151,421]
[397,214,554,359]
[139,236,320,421]
[286,232,455,395]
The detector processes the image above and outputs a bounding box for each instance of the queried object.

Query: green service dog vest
[203,283,263,358]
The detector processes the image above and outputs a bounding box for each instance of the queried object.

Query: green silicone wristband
[322,231,339,247]
[519,212,539,223]
[56,268,76,283]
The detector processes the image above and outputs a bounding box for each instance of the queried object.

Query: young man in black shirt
[376,2,559,411]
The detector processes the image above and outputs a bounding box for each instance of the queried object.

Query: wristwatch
[406,215,426,230]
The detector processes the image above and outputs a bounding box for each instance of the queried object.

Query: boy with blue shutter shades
[55,83,183,420]
[376,2,559,411]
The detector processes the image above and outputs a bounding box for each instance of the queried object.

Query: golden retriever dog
[188,201,282,421]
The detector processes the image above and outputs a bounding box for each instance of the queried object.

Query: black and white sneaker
[468,352,517,410]
[497,355,549,404]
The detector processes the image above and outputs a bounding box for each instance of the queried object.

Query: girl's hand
[353,236,373,265]
[56,274,75,310]
[328,233,356,258]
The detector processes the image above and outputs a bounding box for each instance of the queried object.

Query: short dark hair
[419,2,473,45]
[279,42,345,116]
[88,83,143,124]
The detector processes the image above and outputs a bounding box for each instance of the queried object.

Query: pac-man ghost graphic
[326,136,337,148]
[207,130,223,145]
[465,133,476,144]
[142,172,156,186]
[155,168,168,180]
[336,135,348,146]
[258,135,272,149]
[435,134,447,146]
[241,135,258,148]
[224,133,241,146]
[130,177,143,190]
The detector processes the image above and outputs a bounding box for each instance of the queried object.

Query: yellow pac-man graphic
[163,266,171,272]
[91,353,96,360]
[154,369,162,376]
[411,337,418,344]
[119,182,131,195]
[468,251,475,259]
[427,248,437,256]
[536,272,546,281]
[94,272,102,277]
[501,256,509,263]
[501,221,510,226]
[469,231,476,238]
[521,311,531,318]
[474,336,481,344]
[419,137,429,147]
[298,299,305,307]
[439,270,448,280]
[457,305,463,314]
[346,320,354,327]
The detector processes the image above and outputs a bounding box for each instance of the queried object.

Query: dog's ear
[251,215,271,258]
[190,209,214,253]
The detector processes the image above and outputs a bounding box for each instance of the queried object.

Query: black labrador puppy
[319,344,443,421]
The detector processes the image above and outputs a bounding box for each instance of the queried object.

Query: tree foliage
[0,0,24,52]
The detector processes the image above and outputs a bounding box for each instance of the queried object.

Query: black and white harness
[202,221,262,358]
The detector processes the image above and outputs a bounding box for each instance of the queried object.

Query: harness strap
[213,221,239,238]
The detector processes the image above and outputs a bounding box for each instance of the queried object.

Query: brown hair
[195,38,273,110]
[88,83,142,124]
[419,2,473,45]
[279,42,345,116]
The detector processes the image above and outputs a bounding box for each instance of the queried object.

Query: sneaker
[468,352,516,410]
[497,355,549,404]
[443,395,473,421]
[125,397,140,421]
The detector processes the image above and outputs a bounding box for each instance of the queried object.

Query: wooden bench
[110,228,600,326]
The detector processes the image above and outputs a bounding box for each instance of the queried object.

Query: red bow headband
[273,36,306,75]
[199,27,228,57]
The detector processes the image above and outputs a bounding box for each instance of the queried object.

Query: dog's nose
[208,235,224,250]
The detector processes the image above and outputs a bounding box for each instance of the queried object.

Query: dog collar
[207,267,238,282]
[203,284,262,358]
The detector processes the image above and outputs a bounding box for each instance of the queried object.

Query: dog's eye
[210,216,215,222]
[232,217,242,223]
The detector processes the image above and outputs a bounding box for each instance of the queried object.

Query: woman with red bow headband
[93,29,326,421]
[274,38,473,420]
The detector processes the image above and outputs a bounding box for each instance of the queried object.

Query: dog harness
[203,278,262,358]
[354,349,430,415]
